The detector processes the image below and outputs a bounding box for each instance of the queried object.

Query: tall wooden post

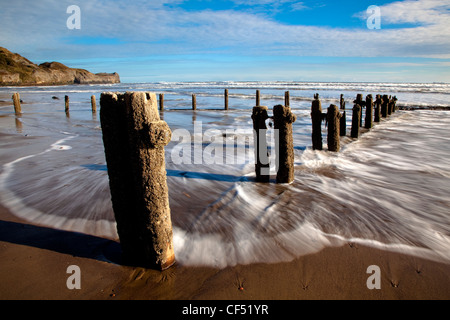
[192,94,197,110]
[224,89,229,110]
[159,94,164,111]
[91,95,97,113]
[365,94,373,129]
[12,93,21,114]
[252,106,270,182]
[256,90,261,107]
[327,104,341,152]
[100,92,175,270]
[351,105,361,138]
[374,94,381,123]
[354,94,364,127]
[381,95,389,118]
[392,96,398,113]
[340,110,347,137]
[311,94,323,151]
[65,95,70,114]
[340,94,345,110]
[285,91,290,107]
[273,104,296,184]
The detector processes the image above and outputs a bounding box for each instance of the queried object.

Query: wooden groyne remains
[7,88,399,271]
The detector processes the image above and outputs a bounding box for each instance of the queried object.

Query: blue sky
[1,0,449,83]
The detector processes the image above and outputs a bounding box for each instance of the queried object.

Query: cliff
[0,47,120,86]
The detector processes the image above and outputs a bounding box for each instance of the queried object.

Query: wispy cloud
[0,0,449,81]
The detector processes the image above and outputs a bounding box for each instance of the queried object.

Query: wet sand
[1,198,449,301]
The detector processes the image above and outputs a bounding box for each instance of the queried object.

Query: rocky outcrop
[0,47,120,86]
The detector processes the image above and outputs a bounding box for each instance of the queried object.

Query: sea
[0,81,449,268]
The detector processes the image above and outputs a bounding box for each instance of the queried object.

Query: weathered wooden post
[224,89,229,110]
[374,94,381,123]
[273,104,296,184]
[388,96,397,115]
[354,94,365,127]
[381,95,389,118]
[340,110,346,137]
[311,94,324,151]
[12,93,21,114]
[365,94,373,129]
[192,94,197,110]
[252,106,270,183]
[351,105,361,139]
[340,94,345,110]
[159,94,164,111]
[65,95,70,114]
[339,94,346,136]
[327,104,341,152]
[388,96,392,116]
[91,95,97,113]
[285,91,290,107]
[256,90,261,107]
[391,96,398,113]
[100,91,175,270]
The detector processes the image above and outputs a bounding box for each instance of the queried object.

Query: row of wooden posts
[251,92,398,185]
[13,89,290,114]
[11,92,98,115]
[158,89,290,111]
[311,93,398,153]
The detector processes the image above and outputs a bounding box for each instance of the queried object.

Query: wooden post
[340,110,346,137]
[327,104,341,152]
[159,94,164,111]
[192,94,197,110]
[391,96,398,113]
[351,105,361,138]
[381,95,389,118]
[91,95,97,113]
[65,95,70,114]
[224,89,229,110]
[100,92,175,270]
[273,104,296,184]
[256,90,261,107]
[251,106,270,183]
[365,94,373,129]
[354,94,365,127]
[340,94,345,110]
[339,94,346,137]
[388,96,397,115]
[285,91,290,107]
[12,93,21,114]
[374,94,381,123]
[311,94,323,151]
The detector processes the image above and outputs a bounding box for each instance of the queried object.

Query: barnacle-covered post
[273,104,296,184]
[100,91,175,270]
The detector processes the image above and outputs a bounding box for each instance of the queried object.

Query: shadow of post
[0,220,122,265]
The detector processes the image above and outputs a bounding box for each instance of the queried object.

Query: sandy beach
[1,199,449,301]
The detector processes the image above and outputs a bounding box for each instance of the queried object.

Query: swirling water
[0,82,449,268]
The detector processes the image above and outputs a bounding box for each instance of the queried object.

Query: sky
[0,0,449,83]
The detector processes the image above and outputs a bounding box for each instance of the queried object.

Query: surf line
[0,133,77,222]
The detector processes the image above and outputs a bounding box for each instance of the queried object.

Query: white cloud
[1,0,449,62]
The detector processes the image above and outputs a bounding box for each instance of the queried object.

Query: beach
[0,82,449,301]
[1,200,449,300]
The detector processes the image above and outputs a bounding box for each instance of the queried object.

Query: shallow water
[0,82,449,268]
